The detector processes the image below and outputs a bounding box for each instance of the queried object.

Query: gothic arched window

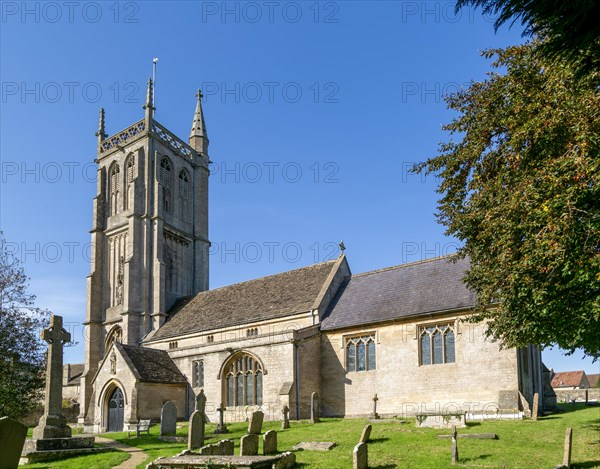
[346,334,376,372]
[224,353,263,407]
[178,170,189,199]
[159,157,172,213]
[109,164,120,216]
[419,324,455,365]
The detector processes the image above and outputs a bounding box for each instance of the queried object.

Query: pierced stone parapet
[100,120,146,155]
[152,122,193,159]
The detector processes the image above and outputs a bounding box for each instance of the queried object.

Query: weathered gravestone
[281,405,290,430]
[248,410,264,435]
[311,392,320,423]
[532,392,539,421]
[451,425,459,465]
[353,442,368,469]
[264,430,277,455]
[160,401,177,436]
[215,404,229,434]
[0,417,27,469]
[359,424,372,443]
[188,390,206,450]
[240,433,259,456]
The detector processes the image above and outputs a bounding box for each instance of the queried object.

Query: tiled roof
[66,364,84,385]
[321,256,476,331]
[149,260,338,341]
[551,371,588,388]
[116,343,187,384]
[587,374,599,388]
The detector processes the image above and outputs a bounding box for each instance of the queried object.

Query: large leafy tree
[414,41,600,358]
[456,0,600,75]
[0,234,50,419]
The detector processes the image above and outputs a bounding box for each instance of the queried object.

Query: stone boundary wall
[554,388,600,403]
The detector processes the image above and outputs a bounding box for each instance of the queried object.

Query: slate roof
[65,364,84,385]
[116,343,187,384]
[149,260,338,341]
[551,370,589,389]
[321,256,476,331]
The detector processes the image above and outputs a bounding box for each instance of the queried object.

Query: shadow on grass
[467,422,482,427]
[460,454,492,463]
[369,437,390,444]
[573,461,600,468]
[370,465,398,469]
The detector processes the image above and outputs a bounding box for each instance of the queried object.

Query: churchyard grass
[23,451,129,468]
[93,403,599,468]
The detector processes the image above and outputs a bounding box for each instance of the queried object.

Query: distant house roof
[551,371,589,389]
[65,364,84,385]
[588,374,600,388]
[321,256,476,331]
[115,343,187,384]
[148,260,338,341]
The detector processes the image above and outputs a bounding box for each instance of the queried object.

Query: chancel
[77,80,551,433]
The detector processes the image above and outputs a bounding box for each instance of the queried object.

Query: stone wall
[297,331,321,419]
[136,382,187,421]
[320,314,520,418]
[554,388,600,403]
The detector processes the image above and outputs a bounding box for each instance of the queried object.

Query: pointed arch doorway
[108,387,124,432]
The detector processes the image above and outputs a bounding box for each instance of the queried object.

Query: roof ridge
[352,253,462,278]
[198,258,339,294]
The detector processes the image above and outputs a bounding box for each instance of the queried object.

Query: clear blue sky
[1,1,597,374]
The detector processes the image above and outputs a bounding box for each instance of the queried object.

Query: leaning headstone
[451,425,459,465]
[160,401,177,436]
[532,393,539,421]
[311,392,320,423]
[248,410,264,435]
[371,394,380,419]
[563,427,572,469]
[359,424,372,443]
[240,433,259,456]
[353,442,368,469]
[188,409,205,450]
[281,405,290,429]
[264,430,278,454]
[0,417,28,469]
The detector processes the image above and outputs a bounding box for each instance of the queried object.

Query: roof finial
[143,78,155,121]
[95,107,107,144]
[339,240,346,252]
[189,88,208,154]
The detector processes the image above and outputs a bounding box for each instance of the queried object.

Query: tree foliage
[0,234,50,419]
[414,41,600,358]
[456,0,600,76]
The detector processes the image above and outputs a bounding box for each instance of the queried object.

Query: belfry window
[419,323,455,365]
[109,164,120,216]
[159,157,172,213]
[224,354,263,407]
[178,170,189,199]
[346,334,376,372]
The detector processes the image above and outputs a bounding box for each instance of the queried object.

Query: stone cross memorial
[371,394,380,419]
[215,404,229,434]
[34,315,72,439]
[281,405,290,429]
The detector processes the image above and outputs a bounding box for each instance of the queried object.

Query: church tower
[79,81,210,426]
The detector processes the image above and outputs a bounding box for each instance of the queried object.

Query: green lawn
[24,451,129,469]
[26,403,600,468]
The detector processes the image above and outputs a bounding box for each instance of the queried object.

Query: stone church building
[78,80,546,433]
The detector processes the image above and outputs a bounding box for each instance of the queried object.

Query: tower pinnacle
[189,89,209,154]
[143,78,155,121]
[95,108,107,145]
